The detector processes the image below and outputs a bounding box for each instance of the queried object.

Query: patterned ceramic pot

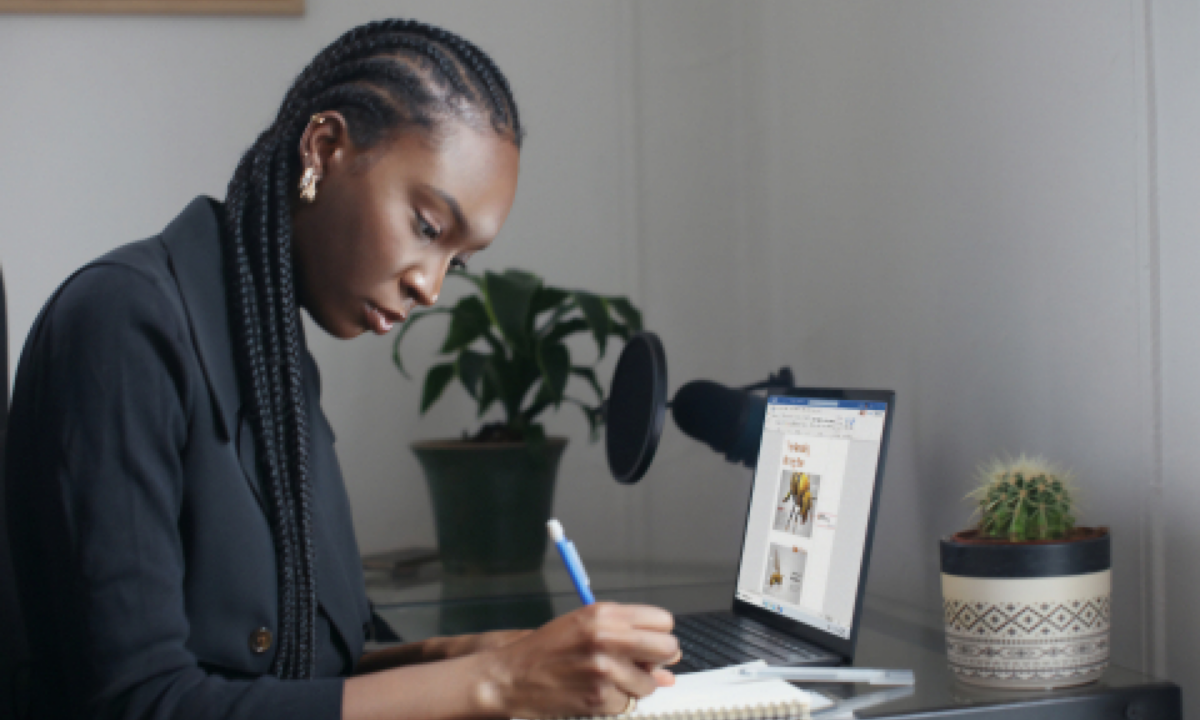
[940,529,1111,689]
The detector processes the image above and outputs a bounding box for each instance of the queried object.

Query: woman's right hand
[477,602,682,719]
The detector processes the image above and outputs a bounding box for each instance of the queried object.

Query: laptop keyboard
[672,612,836,674]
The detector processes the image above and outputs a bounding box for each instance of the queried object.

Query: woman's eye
[417,215,441,241]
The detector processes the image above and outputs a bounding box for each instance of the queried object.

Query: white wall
[754,0,1158,670]
[5,0,1200,704]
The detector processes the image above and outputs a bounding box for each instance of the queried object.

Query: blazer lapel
[160,197,267,508]
[159,197,239,445]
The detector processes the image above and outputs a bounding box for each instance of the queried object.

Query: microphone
[604,330,794,482]
[670,380,767,467]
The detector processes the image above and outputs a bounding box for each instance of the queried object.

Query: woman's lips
[364,301,405,335]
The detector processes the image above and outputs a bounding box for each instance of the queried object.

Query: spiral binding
[572,697,813,720]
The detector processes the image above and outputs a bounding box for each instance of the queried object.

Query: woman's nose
[404,266,442,307]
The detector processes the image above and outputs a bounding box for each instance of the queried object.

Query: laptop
[672,387,895,673]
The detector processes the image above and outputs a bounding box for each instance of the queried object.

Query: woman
[5,19,679,720]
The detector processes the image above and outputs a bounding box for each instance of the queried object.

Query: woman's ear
[296,111,351,179]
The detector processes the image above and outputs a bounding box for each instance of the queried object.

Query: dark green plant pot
[412,438,567,576]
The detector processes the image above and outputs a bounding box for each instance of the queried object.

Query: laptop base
[672,611,842,674]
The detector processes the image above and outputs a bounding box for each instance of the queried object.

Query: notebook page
[629,662,833,716]
[514,662,832,720]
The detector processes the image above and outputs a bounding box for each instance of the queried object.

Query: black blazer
[6,197,372,719]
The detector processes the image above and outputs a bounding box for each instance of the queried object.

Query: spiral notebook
[532,662,833,720]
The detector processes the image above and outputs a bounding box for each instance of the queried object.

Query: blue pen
[547,518,595,605]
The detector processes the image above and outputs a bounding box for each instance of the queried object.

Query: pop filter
[605,332,668,484]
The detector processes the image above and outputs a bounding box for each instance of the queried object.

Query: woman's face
[292,117,520,339]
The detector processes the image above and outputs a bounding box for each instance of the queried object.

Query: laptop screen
[734,395,889,640]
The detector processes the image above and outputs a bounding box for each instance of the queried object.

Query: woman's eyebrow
[423,184,468,234]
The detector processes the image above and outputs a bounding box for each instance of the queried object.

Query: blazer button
[250,627,273,654]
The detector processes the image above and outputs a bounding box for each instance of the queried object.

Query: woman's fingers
[605,603,675,632]
[593,654,661,701]
[596,685,641,716]
[592,626,681,666]
[576,604,676,660]
[651,666,677,687]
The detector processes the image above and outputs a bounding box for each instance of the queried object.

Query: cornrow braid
[218,19,522,679]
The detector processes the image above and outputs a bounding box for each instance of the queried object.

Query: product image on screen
[761,543,806,604]
[774,470,820,538]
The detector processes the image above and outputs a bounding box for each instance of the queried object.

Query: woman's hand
[438,629,534,659]
[476,602,681,719]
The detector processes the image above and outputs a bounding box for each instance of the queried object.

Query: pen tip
[547,518,564,541]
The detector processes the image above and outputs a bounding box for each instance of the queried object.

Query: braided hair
[220,19,522,679]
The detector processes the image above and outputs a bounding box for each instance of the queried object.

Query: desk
[366,559,1181,719]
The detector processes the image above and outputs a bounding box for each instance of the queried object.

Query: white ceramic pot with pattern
[940,528,1111,689]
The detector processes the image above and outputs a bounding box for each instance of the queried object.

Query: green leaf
[535,298,579,339]
[475,327,507,357]
[573,291,610,358]
[484,270,541,354]
[535,342,571,407]
[391,308,451,379]
[484,352,539,423]
[420,363,456,414]
[483,354,512,416]
[456,350,488,399]
[441,296,492,354]
[531,285,570,316]
[478,368,498,416]
[503,268,541,284]
[608,296,643,333]
[543,317,590,347]
[564,396,605,442]
[521,397,552,425]
[571,366,604,401]
[449,268,484,291]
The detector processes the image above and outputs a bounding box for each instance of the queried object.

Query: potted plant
[940,455,1111,689]
[394,269,642,575]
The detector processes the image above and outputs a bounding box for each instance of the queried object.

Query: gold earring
[299,166,319,203]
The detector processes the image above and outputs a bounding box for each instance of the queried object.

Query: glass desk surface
[365,555,732,608]
[367,559,1180,719]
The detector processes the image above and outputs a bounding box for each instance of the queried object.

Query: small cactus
[968,455,1077,542]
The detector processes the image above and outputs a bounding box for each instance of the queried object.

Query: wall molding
[0,0,302,14]
[1132,0,1169,679]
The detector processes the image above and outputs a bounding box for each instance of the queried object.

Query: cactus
[968,455,1077,542]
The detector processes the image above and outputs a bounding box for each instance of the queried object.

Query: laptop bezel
[729,386,895,664]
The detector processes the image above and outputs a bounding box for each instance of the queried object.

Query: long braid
[273,148,319,675]
[222,151,300,678]
[254,138,310,675]
[220,19,523,679]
